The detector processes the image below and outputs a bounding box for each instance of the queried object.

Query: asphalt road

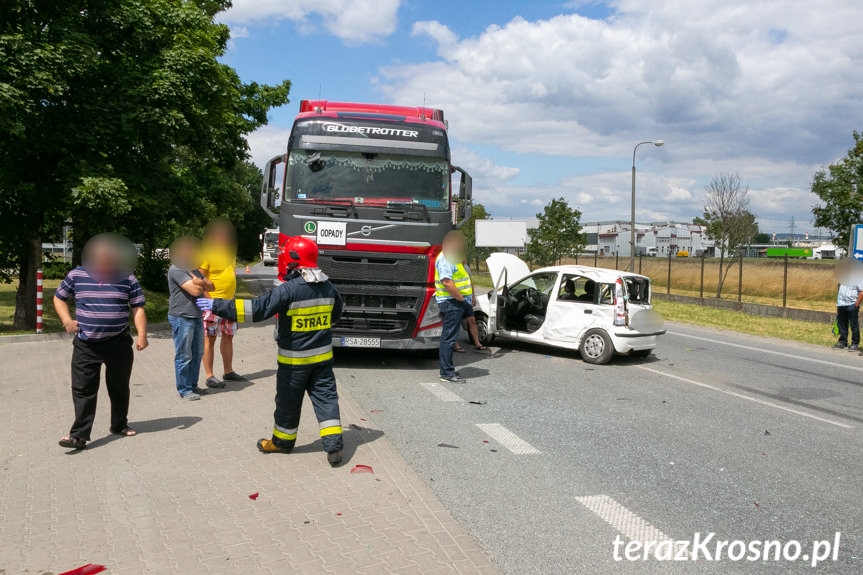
[244,263,863,574]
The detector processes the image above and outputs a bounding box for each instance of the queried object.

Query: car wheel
[579,328,614,365]
[630,349,652,359]
[475,314,494,346]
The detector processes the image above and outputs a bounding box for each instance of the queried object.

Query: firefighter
[196,236,345,466]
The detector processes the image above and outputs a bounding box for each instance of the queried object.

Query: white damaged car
[473,253,665,364]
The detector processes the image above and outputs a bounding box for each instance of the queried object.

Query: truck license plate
[341,337,381,347]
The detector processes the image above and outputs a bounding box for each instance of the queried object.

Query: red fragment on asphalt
[359,418,367,421]
[370,409,384,413]
[482,440,489,444]
[248,492,259,500]
[351,465,374,474]
[337,513,343,516]
[753,502,759,507]
[58,565,106,575]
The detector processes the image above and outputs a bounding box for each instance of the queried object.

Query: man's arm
[441,278,465,301]
[53,296,78,334]
[131,306,148,350]
[205,283,292,324]
[179,276,214,296]
[856,289,863,308]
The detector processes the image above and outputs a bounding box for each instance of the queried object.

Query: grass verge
[652,299,835,348]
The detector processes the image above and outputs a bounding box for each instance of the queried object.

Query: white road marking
[638,366,853,429]
[667,330,863,373]
[575,494,686,555]
[476,423,540,454]
[420,382,463,402]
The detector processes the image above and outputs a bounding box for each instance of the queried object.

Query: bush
[41,260,74,279]
[136,251,171,293]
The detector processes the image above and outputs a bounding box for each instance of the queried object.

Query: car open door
[489,267,508,332]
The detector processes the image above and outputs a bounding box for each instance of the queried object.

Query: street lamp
[631,140,664,272]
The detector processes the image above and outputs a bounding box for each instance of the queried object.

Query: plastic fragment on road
[350,465,374,474]
[544,355,551,358]
[764,430,771,436]
[685,348,694,351]
[370,409,384,413]
[482,440,489,444]
[437,443,459,449]
[337,513,343,516]
[469,400,487,405]
[360,418,367,421]
[248,492,259,500]
[59,566,106,575]
[490,449,498,453]
[753,502,759,507]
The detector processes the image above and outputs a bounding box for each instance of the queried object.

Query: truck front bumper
[332,335,440,350]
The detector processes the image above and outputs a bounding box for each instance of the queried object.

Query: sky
[218,0,863,236]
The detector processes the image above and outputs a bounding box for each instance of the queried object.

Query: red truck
[260,100,473,350]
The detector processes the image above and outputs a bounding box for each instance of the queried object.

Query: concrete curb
[0,321,172,345]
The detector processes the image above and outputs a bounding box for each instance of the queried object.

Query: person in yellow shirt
[199,218,242,387]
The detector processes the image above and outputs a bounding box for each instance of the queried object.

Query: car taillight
[613,278,628,326]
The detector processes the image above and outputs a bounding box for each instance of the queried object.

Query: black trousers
[837,305,860,346]
[69,333,134,440]
[271,360,342,453]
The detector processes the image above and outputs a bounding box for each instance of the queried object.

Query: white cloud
[245,125,291,170]
[220,0,401,43]
[375,1,862,231]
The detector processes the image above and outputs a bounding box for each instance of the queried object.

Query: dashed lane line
[476,423,540,454]
[575,494,687,555]
[638,365,853,429]
[420,382,464,402]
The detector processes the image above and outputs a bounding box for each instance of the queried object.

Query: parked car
[473,253,665,364]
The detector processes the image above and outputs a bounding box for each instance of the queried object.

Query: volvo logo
[361,225,372,236]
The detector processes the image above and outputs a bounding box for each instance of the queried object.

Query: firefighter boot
[327,450,342,467]
[257,439,292,454]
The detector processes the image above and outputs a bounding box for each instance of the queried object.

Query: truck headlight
[419,297,441,329]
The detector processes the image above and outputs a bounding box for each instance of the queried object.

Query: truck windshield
[286,150,450,210]
[264,233,278,244]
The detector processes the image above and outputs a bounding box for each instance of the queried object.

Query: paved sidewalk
[0,324,498,575]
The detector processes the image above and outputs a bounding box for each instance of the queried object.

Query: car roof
[531,264,651,282]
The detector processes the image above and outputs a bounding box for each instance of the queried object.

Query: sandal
[475,345,489,351]
[454,344,466,353]
[59,437,87,450]
[112,427,137,437]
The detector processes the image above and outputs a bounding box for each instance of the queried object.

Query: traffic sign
[849,224,863,261]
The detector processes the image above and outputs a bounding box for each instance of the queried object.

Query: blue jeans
[168,315,204,396]
[439,299,470,377]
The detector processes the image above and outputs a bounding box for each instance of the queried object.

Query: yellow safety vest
[434,255,473,298]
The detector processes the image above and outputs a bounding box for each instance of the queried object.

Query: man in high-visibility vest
[434,230,473,383]
[196,236,345,466]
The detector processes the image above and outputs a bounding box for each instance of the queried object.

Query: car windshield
[285,150,450,210]
[511,273,558,294]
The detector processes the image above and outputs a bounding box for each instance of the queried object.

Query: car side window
[557,275,596,303]
[598,283,614,305]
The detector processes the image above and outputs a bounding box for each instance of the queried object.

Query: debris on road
[753,502,759,507]
[764,430,772,436]
[371,409,384,413]
[351,465,374,474]
[360,418,367,421]
[469,400,487,405]
[248,492,259,500]
[437,443,459,449]
[483,440,489,444]
[59,565,106,575]
[490,449,498,453]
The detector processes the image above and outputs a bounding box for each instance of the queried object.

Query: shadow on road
[66,415,203,452]
[290,424,385,467]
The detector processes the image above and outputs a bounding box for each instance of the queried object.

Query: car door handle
[584,309,593,314]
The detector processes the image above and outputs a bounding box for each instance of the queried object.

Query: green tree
[462,203,491,270]
[812,131,863,249]
[753,232,771,244]
[525,197,584,267]
[701,173,758,297]
[0,0,291,328]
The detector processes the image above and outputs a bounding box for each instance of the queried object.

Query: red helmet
[284,236,318,269]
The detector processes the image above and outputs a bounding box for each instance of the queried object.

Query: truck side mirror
[260,154,285,220]
[451,165,472,229]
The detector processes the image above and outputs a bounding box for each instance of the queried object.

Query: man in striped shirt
[53,233,148,450]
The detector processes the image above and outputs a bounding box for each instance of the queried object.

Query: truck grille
[318,251,429,284]
[334,315,412,335]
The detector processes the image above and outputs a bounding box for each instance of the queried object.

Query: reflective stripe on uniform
[277,344,334,365]
[320,426,342,437]
[273,424,298,440]
[434,258,473,298]
[288,297,335,310]
[319,419,341,429]
[235,299,252,323]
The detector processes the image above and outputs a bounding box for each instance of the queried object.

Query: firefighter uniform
[207,262,344,460]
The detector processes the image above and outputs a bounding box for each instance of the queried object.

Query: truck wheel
[630,349,652,359]
[475,314,494,346]
[579,329,614,365]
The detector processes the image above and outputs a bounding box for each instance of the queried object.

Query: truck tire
[630,349,652,359]
[475,314,494,346]
[579,328,614,365]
